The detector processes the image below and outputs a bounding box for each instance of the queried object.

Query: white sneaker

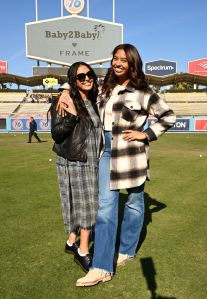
[76,268,112,287]
[117,253,134,266]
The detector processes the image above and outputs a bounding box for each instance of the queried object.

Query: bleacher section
[167,102,207,116]
[0,90,206,117]
[17,103,50,115]
[0,92,51,116]
[160,92,207,116]
[162,92,207,102]
[0,103,21,114]
[27,93,51,103]
[0,92,26,103]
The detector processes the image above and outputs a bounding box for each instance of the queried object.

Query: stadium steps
[160,92,207,103]
[17,103,50,115]
[169,102,207,116]
[0,93,26,103]
[0,103,21,114]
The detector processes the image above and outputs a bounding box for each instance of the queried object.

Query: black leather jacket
[51,107,92,162]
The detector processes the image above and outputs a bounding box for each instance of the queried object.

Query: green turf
[0,132,206,299]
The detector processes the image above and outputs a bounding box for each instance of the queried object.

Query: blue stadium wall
[0,116,207,132]
[0,118,51,132]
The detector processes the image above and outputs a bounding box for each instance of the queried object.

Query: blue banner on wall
[10,118,51,131]
[148,118,190,132]
[0,116,206,132]
[169,118,190,131]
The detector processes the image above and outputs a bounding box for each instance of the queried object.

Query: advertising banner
[145,60,177,77]
[0,60,8,73]
[170,118,190,131]
[148,118,190,132]
[10,118,51,131]
[0,116,207,133]
[33,67,68,76]
[188,58,207,76]
[64,0,85,14]
[26,15,123,65]
[195,119,207,131]
[4,117,206,132]
[43,78,58,87]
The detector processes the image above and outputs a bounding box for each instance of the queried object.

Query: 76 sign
[64,0,85,14]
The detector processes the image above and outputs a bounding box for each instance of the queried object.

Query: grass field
[0,132,206,299]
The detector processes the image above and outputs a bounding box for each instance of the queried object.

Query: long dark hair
[67,61,99,118]
[101,44,148,98]
[48,61,98,119]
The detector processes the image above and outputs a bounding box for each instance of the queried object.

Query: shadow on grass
[27,140,48,143]
[140,257,177,299]
[137,192,167,252]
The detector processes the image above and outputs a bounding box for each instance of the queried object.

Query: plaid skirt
[56,156,99,233]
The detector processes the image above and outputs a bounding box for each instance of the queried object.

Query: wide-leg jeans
[92,131,145,273]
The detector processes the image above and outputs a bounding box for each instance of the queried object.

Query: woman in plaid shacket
[75,44,176,286]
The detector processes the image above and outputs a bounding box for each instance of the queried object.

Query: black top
[29,119,37,132]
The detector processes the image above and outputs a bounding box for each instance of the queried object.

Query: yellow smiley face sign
[64,0,85,15]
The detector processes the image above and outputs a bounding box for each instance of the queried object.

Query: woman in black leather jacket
[49,62,102,273]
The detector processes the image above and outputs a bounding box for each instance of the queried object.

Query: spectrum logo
[145,60,177,77]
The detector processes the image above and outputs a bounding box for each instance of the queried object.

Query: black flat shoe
[65,242,78,255]
[74,252,92,273]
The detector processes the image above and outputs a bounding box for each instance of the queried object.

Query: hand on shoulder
[57,90,77,116]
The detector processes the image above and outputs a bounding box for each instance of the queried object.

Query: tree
[170,81,193,90]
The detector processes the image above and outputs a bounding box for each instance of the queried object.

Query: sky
[1,0,207,79]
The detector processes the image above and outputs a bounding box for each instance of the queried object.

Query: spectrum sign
[188,58,207,76]
[145,60,177,77]
[0,60,8,73]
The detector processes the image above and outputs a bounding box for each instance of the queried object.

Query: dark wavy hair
[48,61,98,119]
[101,44,148,97]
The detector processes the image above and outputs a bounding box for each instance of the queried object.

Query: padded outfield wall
[0,116,207,132]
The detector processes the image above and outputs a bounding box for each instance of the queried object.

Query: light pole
[35,0,39,67]
[61,0,64,17]
[113,0,115,22]
[87,0,90,18]
[35,0,38,21]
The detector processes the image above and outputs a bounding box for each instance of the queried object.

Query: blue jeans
[92,131,145,273]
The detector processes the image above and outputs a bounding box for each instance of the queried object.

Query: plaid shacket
[97,84,176,190]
